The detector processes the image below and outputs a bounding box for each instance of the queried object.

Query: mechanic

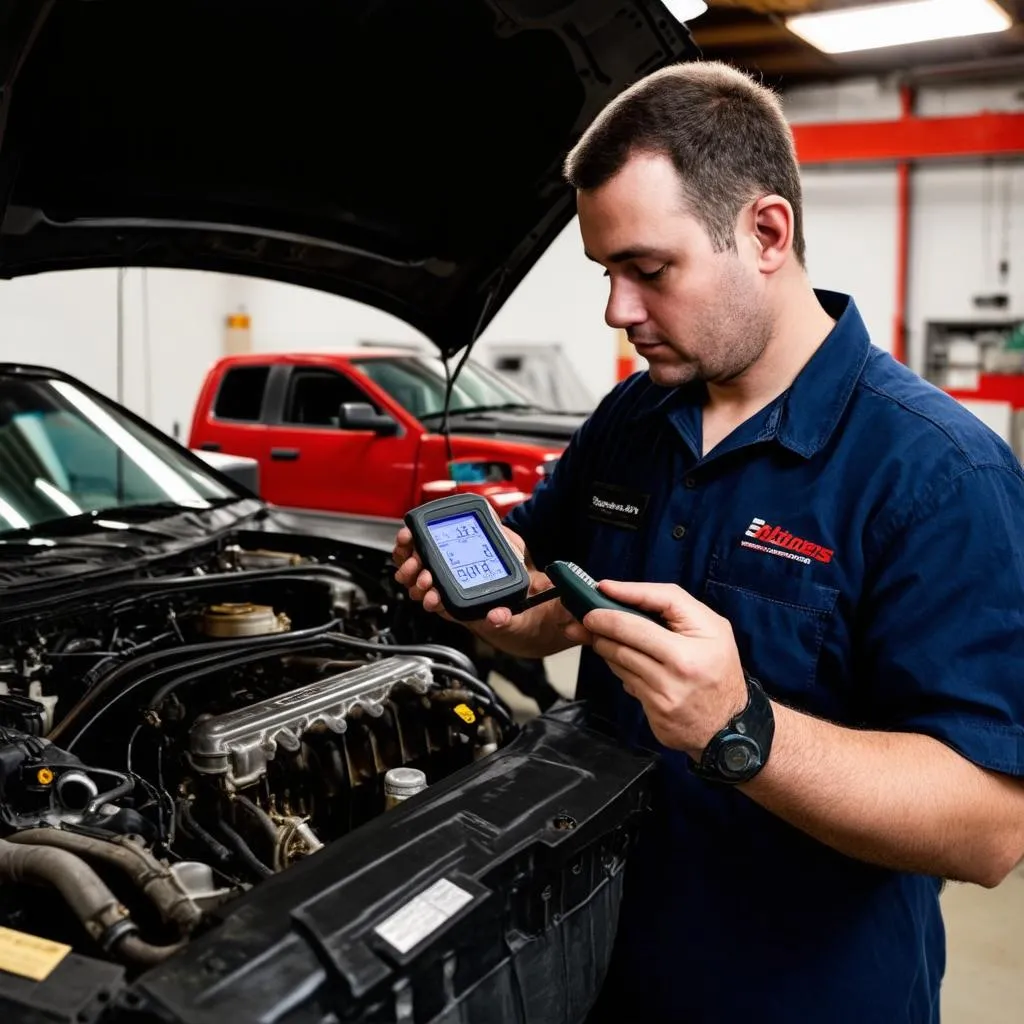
[392,61,1024,1023]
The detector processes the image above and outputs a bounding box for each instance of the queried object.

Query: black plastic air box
[114,704,655,1024]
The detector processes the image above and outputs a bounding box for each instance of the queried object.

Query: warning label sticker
[373,878,474,955]
[0,926,71,981]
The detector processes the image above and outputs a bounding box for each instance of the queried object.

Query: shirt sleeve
[862,463,1024,776]
[503,418,587,571]
[502,380,629,569]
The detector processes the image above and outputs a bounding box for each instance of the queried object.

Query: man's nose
[605,280,647,330]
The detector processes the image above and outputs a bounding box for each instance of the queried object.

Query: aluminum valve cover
[187,656,433,788]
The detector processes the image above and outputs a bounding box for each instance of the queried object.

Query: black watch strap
[690,674,775,784]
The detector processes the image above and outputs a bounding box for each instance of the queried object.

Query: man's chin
[645,362,699,388]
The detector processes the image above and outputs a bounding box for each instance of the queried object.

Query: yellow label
[453,703,476,724]
[36,768,54,785]
[0,926,71,981]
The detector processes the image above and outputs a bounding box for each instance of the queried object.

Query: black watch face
[718,737,761,779]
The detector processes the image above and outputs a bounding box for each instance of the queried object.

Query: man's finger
[394,555,423,587]
[562,621,593,646]
[597,580,712,633]
[485,606,514,628]
[583,606,673,661]
[592,635,663,686]
[416,568,434,592]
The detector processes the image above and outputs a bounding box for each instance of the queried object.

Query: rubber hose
[178,800,233,863]
[6,829,201,934]
[116,933,188,967]
[0,838,183,966]
[232,794,280,850]
[0,838,122,935]
[215,819,274,880]
[324,633,478,676]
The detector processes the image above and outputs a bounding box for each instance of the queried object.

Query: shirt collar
[774,290,871,458]
[626,290,872,460]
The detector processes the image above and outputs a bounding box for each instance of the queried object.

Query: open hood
[0,0,699,357]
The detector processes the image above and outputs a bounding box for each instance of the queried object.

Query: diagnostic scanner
[404,494,531,621]
[405,495,660,625]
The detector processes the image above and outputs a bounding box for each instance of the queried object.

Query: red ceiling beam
[791,109,1024,165]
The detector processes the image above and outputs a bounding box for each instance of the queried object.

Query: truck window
[214,366,270,421]
[282,369,380,427]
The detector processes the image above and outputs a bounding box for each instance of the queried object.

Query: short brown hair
[564,61,806,266]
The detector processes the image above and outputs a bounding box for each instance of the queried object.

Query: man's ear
[748,194,794,274]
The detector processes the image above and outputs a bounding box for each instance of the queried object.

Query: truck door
[263,365,419,516]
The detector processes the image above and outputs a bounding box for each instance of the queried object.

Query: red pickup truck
[188,350,586,518]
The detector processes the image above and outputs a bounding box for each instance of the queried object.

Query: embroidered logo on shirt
[741,517,834,565]
[587,482,650,529]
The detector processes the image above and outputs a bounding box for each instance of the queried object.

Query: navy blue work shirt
[505,291,1024,1023]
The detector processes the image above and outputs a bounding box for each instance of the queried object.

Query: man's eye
[637,265,667,282]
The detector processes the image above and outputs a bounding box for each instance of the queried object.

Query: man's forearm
[744,703,1024,888]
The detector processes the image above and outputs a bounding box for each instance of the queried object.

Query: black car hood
[443,407,586,444]
[0,0,698,358]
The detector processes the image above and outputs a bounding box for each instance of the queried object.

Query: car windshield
[0,376,235,536]
[351,354,539,421]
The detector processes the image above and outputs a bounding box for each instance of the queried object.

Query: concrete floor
[489,648,1024,1023]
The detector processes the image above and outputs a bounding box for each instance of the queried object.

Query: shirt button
[684,476,697,489]
[672,524,687,540]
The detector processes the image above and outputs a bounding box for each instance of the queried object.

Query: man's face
[578,151,772,388]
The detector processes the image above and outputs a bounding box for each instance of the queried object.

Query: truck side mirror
[338,402,400,436]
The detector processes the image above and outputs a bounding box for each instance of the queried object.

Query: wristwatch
[690,673,775,784]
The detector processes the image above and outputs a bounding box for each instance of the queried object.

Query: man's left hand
[562,580,749,758]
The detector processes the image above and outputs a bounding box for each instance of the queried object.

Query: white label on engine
[373,877,474,955]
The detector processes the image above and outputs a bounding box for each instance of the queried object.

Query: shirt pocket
[703,554,840,701]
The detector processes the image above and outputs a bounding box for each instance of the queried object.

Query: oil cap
[384,767,427,810]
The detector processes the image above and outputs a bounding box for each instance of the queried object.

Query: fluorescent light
[661,0,708,25]
[787,0,1011,54]
[35,478,82,516]
[0,495,29,529]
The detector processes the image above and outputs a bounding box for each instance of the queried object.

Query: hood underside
[0,0,698,357]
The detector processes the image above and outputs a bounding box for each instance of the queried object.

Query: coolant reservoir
[200,602,290,638]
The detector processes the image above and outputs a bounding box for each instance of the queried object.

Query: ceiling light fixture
[661,0,709,26]
[786,0,1012,54]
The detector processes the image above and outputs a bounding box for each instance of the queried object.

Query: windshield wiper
[0,537,145,553]
[0,499,240,543]
[420,402,540,420]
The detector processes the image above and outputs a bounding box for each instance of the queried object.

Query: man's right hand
[391,524,576,658]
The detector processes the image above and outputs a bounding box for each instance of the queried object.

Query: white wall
[783,77,1024,376]
[230,220,614,406]
[0,268,228,440]
[0,75,1020,434]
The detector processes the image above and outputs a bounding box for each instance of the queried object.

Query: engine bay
[0,541,514,974]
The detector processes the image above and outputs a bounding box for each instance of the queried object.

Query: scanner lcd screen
[427,511,510,590]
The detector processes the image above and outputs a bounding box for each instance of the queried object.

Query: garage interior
[0,0,1022,1021]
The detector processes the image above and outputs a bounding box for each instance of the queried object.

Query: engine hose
[5,829,202,935]
[232,794,280,850]
[323,632,478,676]
[215,819,274,880]
[177,799,233,864]
[0,838,182,966]
[116,933,188,967]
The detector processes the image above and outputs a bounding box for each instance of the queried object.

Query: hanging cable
[141,267,153,420]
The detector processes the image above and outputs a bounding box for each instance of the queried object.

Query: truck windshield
[351,355,540,421]
[0,376,234,535]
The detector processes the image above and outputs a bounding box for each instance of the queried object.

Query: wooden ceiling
[688,0,1024,88]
